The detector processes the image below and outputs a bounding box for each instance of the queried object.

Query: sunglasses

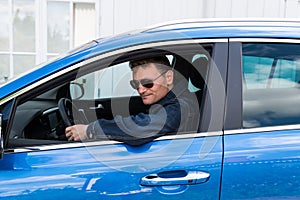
[130,70,168,90]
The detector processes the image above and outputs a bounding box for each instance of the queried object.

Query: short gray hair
[129,55,171,72]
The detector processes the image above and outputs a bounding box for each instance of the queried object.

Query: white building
[1,0,300,82]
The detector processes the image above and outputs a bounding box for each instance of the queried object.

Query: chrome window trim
[230,38,300,44]
[143,19,300,33]
[225,124,300,136]
[8,131,222,153]
[42,107,59,115]
[9,124,300,153]
[0,38,227,106]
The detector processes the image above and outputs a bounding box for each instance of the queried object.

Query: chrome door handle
[140,170,210,186]
[89,104,104,110]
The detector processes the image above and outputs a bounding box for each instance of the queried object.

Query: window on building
[47,1,70,56]
[47,1,96,60]
[73,3,96,47]
[0,1,9,51]
[0,0,97,83]
[0,0,36,82]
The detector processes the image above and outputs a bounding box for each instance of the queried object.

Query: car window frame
[3,38,228,152]
[225,38,300,132]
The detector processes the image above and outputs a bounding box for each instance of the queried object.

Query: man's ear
[165,70,174,84]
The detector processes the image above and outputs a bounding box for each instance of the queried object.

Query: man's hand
[65,124,88,141]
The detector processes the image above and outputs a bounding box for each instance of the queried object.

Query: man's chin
[142,97,153,105]
[142,100,151,105]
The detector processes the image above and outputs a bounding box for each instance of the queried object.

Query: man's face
[132,63,173,105]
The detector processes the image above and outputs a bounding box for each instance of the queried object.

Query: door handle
[89,104,104,110]
[140,170,210,186]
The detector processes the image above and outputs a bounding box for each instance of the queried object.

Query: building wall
[99,0,300,36]
[1,0,300,82]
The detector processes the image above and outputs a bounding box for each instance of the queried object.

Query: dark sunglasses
[130,70,168,90]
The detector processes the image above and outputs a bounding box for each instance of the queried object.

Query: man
[65,55,199,145]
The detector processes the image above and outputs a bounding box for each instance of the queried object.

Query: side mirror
[0,113,3,159]
[70,82,84,100]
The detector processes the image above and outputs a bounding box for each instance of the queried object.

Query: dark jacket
[86,80,200,146]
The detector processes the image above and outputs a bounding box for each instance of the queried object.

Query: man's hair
[129,55,171,72]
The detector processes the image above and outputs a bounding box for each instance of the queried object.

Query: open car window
[8,43,212,148]
[74,56,175,100]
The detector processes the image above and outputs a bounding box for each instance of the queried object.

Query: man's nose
[137,85,146,94]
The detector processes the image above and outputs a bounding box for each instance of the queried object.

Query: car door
[0,39,228,199]
[221,39,300,199]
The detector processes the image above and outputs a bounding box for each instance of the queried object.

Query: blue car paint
[0,137,222,199]
[222,129,300,199]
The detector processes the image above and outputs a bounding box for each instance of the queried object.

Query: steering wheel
[58,98,88,127]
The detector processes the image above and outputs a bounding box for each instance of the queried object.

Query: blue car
[1,19,300,199]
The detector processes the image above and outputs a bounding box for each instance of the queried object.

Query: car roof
[142,18,300,32]
[141,18,300,38]
[2,18,300,101]
[94,19,300,53]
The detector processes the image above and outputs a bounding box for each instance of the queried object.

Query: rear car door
[222,39,300,199]
[0,39,228,199]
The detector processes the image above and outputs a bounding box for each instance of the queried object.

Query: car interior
[6,45,212,148]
